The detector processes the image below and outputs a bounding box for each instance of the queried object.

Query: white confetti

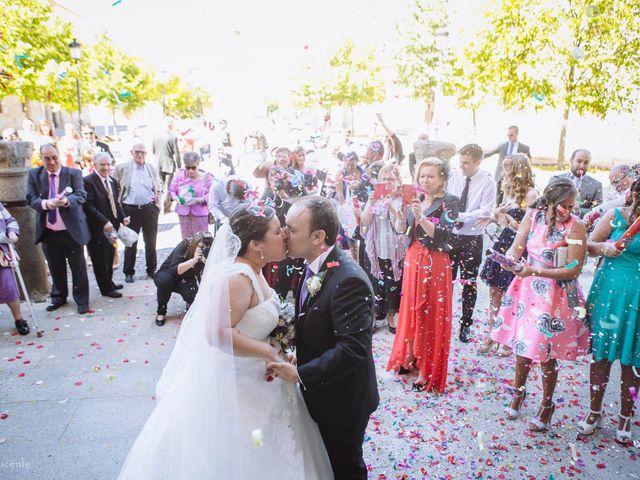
[57,398,69,404]
[34,380,43,385]
[570,442,578,463]
[251,429,263,447]
[477,431,485,452]
[0,438,7,444]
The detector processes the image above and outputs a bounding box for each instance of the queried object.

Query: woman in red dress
[386,158,460,392]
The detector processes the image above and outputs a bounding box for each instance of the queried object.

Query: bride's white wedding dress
[118,258,332,479]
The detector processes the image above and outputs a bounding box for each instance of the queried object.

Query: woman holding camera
[154,232,211,326]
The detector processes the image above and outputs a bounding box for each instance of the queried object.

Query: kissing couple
[118,196,379,480]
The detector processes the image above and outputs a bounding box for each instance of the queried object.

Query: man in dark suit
[152,120,181,213]
[26,143,91,314]
[552,148,603,217]
[484,125,531,203]
[269,196,379,480]
[83,152,129,298]
[74,124,114,167]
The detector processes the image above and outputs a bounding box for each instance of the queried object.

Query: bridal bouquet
[269,300,296,353]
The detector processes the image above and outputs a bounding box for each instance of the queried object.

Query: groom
[269,196,379,480]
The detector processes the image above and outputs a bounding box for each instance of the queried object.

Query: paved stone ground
[0,212,638,480]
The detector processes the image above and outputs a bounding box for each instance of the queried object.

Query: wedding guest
[478,154,537,355]
[59,123,81,168]
[362,140,385,180]
[207,176,250,226]
[154,231,211,326]
[153,120,182,213]
[291,146,317,195]
[552,149,602,217]
[1,128,20,142]
[83,152,128,298]
[253,147,292,180]
[169,152,214,239]
[361,164,405,332]
[0,203,29,335]
[34,119,59,149]
[447,143,497,343]
[113,143,163,283]
[26,143,91,314]
[579,178,640,444]
[377,113,405,165]
[492,178,589,432]
[584,163,637,230]
[387,158,460,392]
[261,166,302,298]
[74,124,113,169]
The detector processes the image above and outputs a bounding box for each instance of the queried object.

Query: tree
[393,0,449,126]
[158,75,212,119]
[0,0,83,113]
[451,0,640,166]
[290,39,385,132]
[84,34,156,133]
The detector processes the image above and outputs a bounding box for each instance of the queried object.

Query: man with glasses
[113,143,163,283]
[73,125,113,169]
[152,120,181,213]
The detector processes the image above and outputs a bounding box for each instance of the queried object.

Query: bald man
[112,143,163,283]
[552,148,603,217]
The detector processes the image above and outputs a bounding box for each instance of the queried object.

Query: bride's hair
[228,205,276,256]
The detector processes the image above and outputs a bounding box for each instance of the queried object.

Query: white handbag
[117,225,139,247]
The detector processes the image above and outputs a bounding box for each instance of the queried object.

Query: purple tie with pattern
[299,265,313,309]
[48,173,57,224]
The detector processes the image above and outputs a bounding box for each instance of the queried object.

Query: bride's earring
[260,250,264,260]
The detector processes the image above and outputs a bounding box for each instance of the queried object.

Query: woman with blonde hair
[361,163,405,332]
[386,158,460,392]
[479,153,537,355]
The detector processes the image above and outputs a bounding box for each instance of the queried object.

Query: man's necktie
[104,178,118,218]
[507,143,514,155]
[48,173,57,224]
[299,265,314,309]
[459,176,471,213]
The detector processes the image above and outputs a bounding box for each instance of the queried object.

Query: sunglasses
[133,150,147,155]
[185,165,198,170]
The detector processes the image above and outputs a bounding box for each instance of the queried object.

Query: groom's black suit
[295,246,379,480]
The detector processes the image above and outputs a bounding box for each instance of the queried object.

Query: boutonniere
[305,270,327,298]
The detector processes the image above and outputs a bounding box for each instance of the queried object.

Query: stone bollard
[0,141,50,302]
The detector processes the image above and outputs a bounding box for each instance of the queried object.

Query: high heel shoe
[495,346,512,358]
[504,387,527,420]
[478,338,498,355]
[529,403,556,432]
[412,382,427,392]
[615,412,633,445]
[577,408,604,436]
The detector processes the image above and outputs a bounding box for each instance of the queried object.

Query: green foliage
[160,75,211,119]
[0,0,82,110]
[290,38,385,110]
[394,0,448,101]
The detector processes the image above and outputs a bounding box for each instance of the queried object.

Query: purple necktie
[48,173,57,224]
[299,265,313,309]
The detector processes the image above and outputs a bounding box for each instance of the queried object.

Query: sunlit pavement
[0,212,637,480]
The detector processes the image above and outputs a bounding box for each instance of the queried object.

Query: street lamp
[68,39,82,128]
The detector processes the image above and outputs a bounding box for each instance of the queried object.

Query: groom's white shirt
[307,245,335,275]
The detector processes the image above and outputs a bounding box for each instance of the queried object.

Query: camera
[201,232,213,258]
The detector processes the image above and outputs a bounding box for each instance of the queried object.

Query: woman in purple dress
[0,203,29,335]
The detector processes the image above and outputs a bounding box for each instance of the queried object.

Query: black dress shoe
[125,275,135,283]
[146,272,156,280]
[388,325,396,334]
[112,283,124,290]
[77,305,91,314]
[14,319,30,336]
[412,382,428,392]
[102,291,123,298]
[155,315,166,326]
[46,299,67,312]
[459,326,472,343]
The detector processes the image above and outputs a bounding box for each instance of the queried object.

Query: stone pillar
[0,141,50,302]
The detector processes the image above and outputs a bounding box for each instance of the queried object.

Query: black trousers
[154,270,198,315]
[373,258,402,320]
[41,230,89,307]
[159,172,173,213]
[449,233,483,328]
[123,204,159,277]
[318,416,370,480]
[87,235,116,294]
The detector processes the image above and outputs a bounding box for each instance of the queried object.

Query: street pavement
[0,211,638,480]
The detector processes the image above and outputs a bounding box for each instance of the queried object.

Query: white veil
[119,223,249,479]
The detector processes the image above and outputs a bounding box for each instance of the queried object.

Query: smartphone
[401,184,418,207]
[373,183,392,200]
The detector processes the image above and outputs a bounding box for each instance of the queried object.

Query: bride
[118,206,332,479]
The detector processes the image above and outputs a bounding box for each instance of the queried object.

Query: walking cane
[8,244,42,337]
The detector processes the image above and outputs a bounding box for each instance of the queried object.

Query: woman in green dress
[579,178,640,444]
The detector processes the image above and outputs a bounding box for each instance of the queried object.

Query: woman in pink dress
[491,178,589,432]
[169,152,214,239]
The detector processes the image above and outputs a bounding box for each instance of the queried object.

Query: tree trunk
[350,106,355,134]
[472,108,477,137]
[557,107,570,168]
